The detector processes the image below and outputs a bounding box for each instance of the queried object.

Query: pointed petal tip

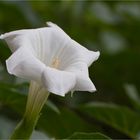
[45,87,66,97]
[46,21,56,27]
[42,67,76,97]
[88,80,97,93]
[6,59,14,75]
[89,51,100,65]
[89,88,97,93]
[0,33,11,40]
[87,83,97,93]
[97,51,100,56]
[0,34,4,39]
[95,51,100,61]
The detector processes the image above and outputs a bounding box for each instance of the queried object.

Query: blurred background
[0,1,140,139]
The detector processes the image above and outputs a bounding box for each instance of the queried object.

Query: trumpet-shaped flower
[0,22,100,139]
[0,22,99,96]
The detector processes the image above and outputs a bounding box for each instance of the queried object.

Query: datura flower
[0,22,99,96]
[0,22,99,139]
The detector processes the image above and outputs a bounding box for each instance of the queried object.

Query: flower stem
[10,117,38,139]
[10,81,49,140]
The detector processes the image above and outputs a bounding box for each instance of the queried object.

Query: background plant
[0,1,140,139]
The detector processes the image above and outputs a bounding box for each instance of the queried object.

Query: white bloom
[0,22,100,96]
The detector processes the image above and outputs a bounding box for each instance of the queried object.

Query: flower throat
[51,57,60,69]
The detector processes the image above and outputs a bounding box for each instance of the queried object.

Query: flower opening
[0,22,100,96]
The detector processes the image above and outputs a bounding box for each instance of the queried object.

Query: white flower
[0,22,100,96]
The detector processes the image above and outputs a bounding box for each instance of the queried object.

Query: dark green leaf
[79,102,140,138]
[67,132,111,140]
[124,84,140,111]
[38,106,96,139]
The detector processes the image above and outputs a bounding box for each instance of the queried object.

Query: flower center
[51,57,60,69]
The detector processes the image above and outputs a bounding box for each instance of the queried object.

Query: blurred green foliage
[0,1,140,139]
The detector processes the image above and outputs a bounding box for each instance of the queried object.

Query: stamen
[51,58,60,69]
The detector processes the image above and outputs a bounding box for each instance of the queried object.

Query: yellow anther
[51,58,60,69]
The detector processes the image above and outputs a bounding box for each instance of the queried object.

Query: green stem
[10,81,49,140]
[10,116,38,140]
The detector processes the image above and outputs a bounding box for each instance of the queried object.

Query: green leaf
[0,83,26,114]
[0,82,96,139]
[38,106,96,139]
[79,102,140,138]
[124,84,140,111]
[67,132,111,139]
[46,100,60,114]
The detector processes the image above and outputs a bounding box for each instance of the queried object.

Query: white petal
[1,22,99,95]
[74,75,96,92]
[33,27,71,65]
[42,67,76,96]
[47,21,71,40]
[64,62,96,92]
[70,39,100,66]
[1,25,72,66]
[6,47,46,82]
[0,34,4,39]
[1,23,99,68]
[56,25,100,68]
[64,62,88,76]
[0,30,29,52]
[58,40,100,71]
